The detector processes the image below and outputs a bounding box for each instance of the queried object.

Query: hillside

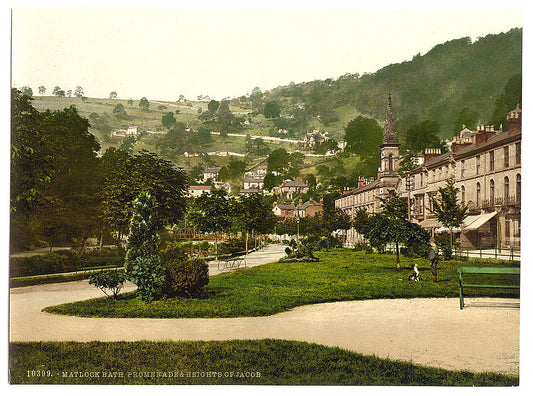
[266,28,522,138]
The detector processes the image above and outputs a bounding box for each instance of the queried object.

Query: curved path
[10,245,519,376]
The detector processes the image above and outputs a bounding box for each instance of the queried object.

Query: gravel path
[9,245,519,376]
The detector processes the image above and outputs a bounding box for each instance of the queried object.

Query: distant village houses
[272,198,324,219]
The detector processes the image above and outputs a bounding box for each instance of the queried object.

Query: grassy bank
[44,250,519,318]
[9,339,518,385]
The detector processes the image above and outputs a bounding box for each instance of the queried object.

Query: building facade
[335,96,521,249]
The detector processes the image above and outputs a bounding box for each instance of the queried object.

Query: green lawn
[9,339,518,385]
[44,250,519,318]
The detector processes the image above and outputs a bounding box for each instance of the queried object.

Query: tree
[38,86,46,95]
[344,116,382,173]
[187,189,233,260]
[112,103,128,118]
[109,91,118,99]
[125,192,165,302]
[100,150,188,237]
[267,148,290,174]
[161,112,176,129]
[127,98,133,106]
[405,120,445,152]
[237,194,277,253]
[249,86,263,112]
[74,86,84,98]
[207,99,220,113]
[453,106,479,132]
[489,73,522,130]
[431,178,468,251]
[263,101,281,119]
[139,97,150,111]
[365,191,429,268]
[52,86,61,96]
[20,86,33,97]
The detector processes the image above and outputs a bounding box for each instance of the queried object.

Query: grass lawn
[43,250,519,318]
[9,339,518,385]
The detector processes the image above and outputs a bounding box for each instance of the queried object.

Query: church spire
[382,93,399,146]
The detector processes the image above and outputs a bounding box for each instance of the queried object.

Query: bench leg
[459,277,464,310]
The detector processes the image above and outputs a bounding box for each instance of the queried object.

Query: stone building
[335,95,521,249]
[399,107,522,249]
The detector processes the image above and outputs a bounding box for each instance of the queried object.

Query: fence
[453,247,520,261]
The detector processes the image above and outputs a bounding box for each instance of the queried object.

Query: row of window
[460,174,521,205]
[460,142,521,178]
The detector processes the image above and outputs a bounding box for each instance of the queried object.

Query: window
[504,146,509,168]
[517,174,521,201]
[388,154,393,173]
[504,176,510,201]
[476,155,481,175]
[476,182,481,205]
[489,151,495,171]
[516,142,521,165]
[461,185,465,205]
[490,179,495,204]
[461,160,465,179]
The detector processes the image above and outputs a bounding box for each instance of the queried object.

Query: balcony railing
[467,195,520,211]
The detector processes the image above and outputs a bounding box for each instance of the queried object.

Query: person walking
[429,237,439,282]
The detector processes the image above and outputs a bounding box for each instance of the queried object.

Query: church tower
[380,94,400,191]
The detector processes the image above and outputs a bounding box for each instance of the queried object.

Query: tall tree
[100,150,188,237]
[431,178,468,250]
[344,116,382,174]
[139,97,150,111]
[124,192,165,302]
[489,73,522,130]
[187,189,233,260]
[38,86,46,95]
[109,91,118,99]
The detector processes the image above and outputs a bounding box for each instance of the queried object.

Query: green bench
[218,256,247,272]
[458,266,520,309]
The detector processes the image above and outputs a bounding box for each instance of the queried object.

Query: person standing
[429,237,439,282]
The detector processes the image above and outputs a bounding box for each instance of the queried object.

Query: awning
[418,218,441,229]
[435,226,461,233]
[463,212,498,231]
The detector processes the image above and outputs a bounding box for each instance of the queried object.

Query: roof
[342,179,381,197]
[282,180,308,187]
[453,130,521,160]
[275,204,295,211]
[188,185,211,190]
[296,200,322,210]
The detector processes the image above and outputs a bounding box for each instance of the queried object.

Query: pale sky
[10,5,524,101]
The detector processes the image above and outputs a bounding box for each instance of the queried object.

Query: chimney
[451,141,472,152]
[377,168,382,181]
[424,148,441,163]
[291,201,295,207]
[273,202,278,208]
[298,199,303,206]
[475,125,497,145]
[358,179,366,187]
[319,198,323,206]
[507,105,522,135]
[309,198,314,204]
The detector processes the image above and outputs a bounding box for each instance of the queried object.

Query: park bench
[457,266,520,309]
[218,255,247,272]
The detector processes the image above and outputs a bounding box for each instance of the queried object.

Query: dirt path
[9,244,519,376]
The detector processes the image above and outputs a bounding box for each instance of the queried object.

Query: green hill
[266,28,522,138]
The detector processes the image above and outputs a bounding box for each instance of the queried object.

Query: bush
[313,236,343,251]
[280,242,319,263]
[163,258,209,297]
[129,257,166,302]
[10,249,125,278]
[219,237,246,255]
[89,270,128,299]
[353,242,373,254]
[400,242,429,258]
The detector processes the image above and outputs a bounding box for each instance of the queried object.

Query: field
[9,339,518,385]
[43,250,520,319]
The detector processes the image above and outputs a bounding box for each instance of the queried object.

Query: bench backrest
[458,266,520,275]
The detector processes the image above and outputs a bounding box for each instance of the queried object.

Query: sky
[10,4,524,102]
